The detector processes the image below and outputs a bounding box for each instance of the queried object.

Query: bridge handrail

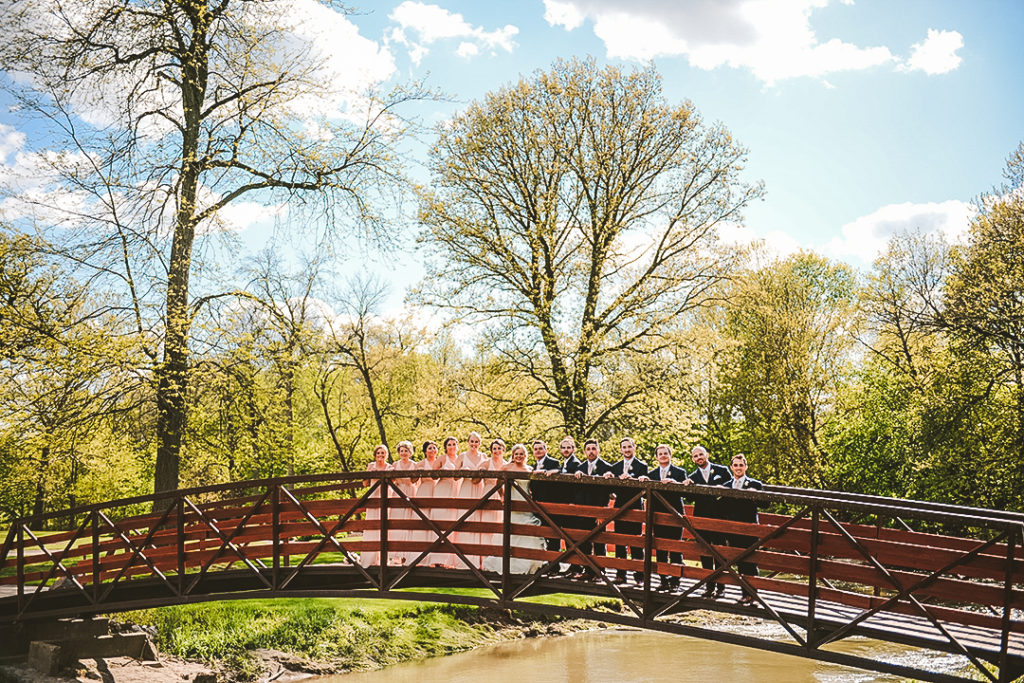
[4,469,1024,531]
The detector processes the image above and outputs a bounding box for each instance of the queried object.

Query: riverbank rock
[0,654,215,683]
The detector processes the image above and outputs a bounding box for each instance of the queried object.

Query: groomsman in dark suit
[640,444,687,590]
[570,439,613,579]
[683,445,732,598]
[530,439,562,553]
[604,437,648,583]
[554,438,586,575]
[721,454,764,605]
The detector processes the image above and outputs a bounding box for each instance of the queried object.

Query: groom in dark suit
[605,437,648,583]
[570,439,613,579]
[683,445,731,598]
[531,439,563,553]
[640,444,687,590]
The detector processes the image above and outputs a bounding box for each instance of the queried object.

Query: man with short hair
[549,437,583,574]
[640,444,687,590]
[559,437,582,475]
[530,439,563,553]
[570,439,613,579]
[721,454,764,606]
[683,445,731,598]
[605,437,648,583]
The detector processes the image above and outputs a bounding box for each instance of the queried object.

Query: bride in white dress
[456,432,486,568]
[483,443,546,574]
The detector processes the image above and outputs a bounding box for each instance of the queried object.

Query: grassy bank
[119,590,617,680]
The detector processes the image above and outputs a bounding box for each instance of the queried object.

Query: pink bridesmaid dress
[431,454,461,567]
[391,457,418,564]
[360,460,391,567]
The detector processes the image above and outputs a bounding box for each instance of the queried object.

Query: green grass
[117,591,616,679]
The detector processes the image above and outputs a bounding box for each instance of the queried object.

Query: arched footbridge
[1,471,1022,682]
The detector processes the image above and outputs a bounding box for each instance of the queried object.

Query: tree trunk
[357,363,389,454]
[32,445,49,520]
[152,10,208,501]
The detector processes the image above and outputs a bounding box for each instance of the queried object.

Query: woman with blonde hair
[360,445,391,567]
[391,440,418,564]
[456,432,486,567]
[476,439,508,566]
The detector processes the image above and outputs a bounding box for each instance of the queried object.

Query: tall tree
[1,0,417,495]
[418,58,763,438]
[721,252,858,487]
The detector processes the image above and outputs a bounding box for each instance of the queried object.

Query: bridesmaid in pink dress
[432,436,462,567]
[360,445,391,567]
[391,441,419,565]
[476,439,508,569]
[416,440,444,566]
[457,432,486,568]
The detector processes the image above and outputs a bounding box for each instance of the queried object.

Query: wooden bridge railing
[1,471,1022,683]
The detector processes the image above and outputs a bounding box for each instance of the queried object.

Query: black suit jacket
[608,457,648,508]
[562,455,583,474]
[647,464,688,514]
[574,457,613,507]
[687,463,731,518]
[720,477,764,524]
[531,454,564,502]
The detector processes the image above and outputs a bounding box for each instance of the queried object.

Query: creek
[316,626,969,682]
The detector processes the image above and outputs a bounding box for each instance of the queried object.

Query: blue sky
[2,0,1022,313]
[343,0,1024,308]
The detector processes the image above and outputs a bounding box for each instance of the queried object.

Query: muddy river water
[317,627,969,682]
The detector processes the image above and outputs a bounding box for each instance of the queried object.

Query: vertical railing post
[92,510,100,603]
[642,482,654,622]
[271,483,280,593]
[379,474,389,590]
[501,474,512,606]
[807,507,820,649]
[176,497,185,596]
[873,514,885,597]
[16,523,24,613]
[997,523,1018,682]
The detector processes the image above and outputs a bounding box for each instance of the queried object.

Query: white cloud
[456,42,480,59]
[543,0,585,30]
[267,0,397,119]
[389,1,518,65]
[719,223,803,259]
[215,198,287,233]
[0,147,96,227]
[825,200,975,262]
[0,124,27,163]
[0,144,280,236]
[900,29,963,75]
[542,0,906,84]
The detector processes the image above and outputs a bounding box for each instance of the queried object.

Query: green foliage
[715,251,858,487]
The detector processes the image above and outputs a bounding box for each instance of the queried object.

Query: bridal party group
[359,433,764,604]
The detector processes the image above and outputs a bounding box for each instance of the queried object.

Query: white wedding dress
[483,482,546,574]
